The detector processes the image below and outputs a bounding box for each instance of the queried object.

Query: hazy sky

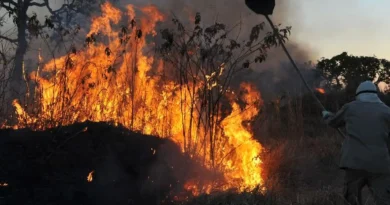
[0,0,388,62]
[281,0,389,61]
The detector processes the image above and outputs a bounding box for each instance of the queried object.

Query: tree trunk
[10,0,29,98]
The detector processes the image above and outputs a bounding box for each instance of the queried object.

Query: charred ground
[0,121,208,205]
[1,91,389,205]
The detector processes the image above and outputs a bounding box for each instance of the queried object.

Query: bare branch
[0,0,17,7]
[44,0,76,15]
[29,2,46,7]
[0,50,7,65]
[0,2,16,12]
[0,35,17,43]
[38,0,77,28]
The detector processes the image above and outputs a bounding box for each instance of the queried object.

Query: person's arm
[323,104,348,128]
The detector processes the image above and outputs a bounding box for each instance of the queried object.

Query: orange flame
[87,171,94,182]
[10,2,264,195]
[315,88,326,94]
[0,182,8,187]
[221,83,264,191]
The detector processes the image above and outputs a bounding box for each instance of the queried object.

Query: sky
[282,0,390,61]
[0,0,389,62]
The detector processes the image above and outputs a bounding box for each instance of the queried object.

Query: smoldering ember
[1,1,390,205]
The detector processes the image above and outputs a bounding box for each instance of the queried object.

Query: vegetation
[0,1,389,205]
[156,12,291,167]
[176,50,390,204]
[317,52,390,94]
[0,0,101,95]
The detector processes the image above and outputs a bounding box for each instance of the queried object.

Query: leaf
[195,12,201,25]
[45,17,54,29]
[121,26,128,34]
[63,30,70,36]
[160,29,174,51]
[243,60,250,68]
[255,54,267,63]
[136,29,142,39]
[107,65,114,73]
[105,47,111,56]
[71,46,77,54]
[204,23,226,38]
[131,19,136,28]
[228,40,240,50]
[246,23,265,47]
[65,57,74,69]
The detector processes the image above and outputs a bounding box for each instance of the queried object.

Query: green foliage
[316,52,390,92]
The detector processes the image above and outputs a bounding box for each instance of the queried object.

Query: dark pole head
[245,0,275,15]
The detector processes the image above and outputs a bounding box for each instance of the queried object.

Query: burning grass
[2,1,292,196]
[0,1,363,204]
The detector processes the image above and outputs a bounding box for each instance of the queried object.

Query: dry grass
[1,5,387,204]
[0,77,382,204]
[177,92,384,205]
[178,189,348,205]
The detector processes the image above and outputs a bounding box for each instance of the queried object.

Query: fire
[10,2,264,195]
[315,88,325,94]
[221,83,264,191]
[0,182,8,187]
[87,171,94,182]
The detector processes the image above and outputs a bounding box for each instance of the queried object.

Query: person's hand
[322,110,332,119]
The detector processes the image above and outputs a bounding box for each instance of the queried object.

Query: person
[322,81,390,205]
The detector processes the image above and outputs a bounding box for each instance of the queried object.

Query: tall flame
[11,2,264,194]
[221,83,264,190]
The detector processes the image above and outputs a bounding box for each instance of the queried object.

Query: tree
[0,0,100,95]
[316,52,390,93]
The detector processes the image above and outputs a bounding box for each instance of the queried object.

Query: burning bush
[4,2,292,196]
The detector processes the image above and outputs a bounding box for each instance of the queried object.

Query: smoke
[113,0,321,97]
[1,0,321,101]
[116,0,321,100]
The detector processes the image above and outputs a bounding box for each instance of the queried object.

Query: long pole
[264,15,346,138]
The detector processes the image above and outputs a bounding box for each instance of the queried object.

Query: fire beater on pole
[244,0,345,138]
